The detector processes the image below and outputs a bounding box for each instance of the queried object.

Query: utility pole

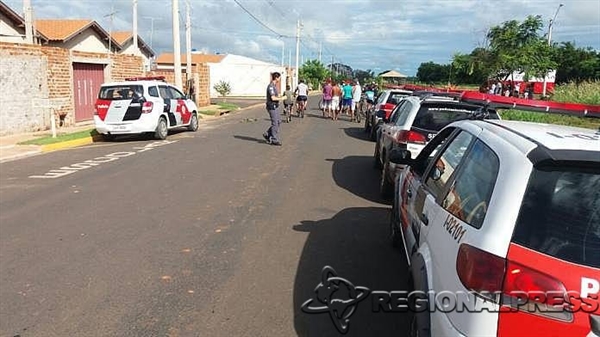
[542,3,563,97]
[132,0,138,54]
[143,17,161,50]
[172,0,183,89]
[104,7,118,57]
[23,0,33,44]
[295,19,301,90]
[318,42,322,63]
[185,0,192,82]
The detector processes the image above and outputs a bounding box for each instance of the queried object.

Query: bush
[551,80,600,105]
[213,80,232,100]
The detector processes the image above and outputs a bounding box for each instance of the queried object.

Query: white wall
[0,12,26,43]
[209,55,286,98]
[58,30,108,53]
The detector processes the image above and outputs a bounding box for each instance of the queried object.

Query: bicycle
[283,103,293,123]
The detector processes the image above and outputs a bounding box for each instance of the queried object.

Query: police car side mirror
[389,148,413,166]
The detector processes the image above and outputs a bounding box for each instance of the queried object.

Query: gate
[73,63,104,122]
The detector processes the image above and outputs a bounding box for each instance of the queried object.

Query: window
[148,86,159,97]
[425,131,474,199]
[169,86,185,99]
[98,85,143,100]
[390,101,409,124]
[512,167,600,268]
[159,85,171,99]
[394,101,414,126]
[441,140,499,228]
[413,104,483,132]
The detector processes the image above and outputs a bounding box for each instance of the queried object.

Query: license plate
[111,125,129,131]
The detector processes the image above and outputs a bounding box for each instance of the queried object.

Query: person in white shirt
[351,79,362,123]
[295,79,309,117]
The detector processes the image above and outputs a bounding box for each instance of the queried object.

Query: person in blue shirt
[341,80,353,116]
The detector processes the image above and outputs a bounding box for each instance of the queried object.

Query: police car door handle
[421,213,429,225]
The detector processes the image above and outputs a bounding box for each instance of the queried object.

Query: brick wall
[0,42,144,135]
[146,63,210,107]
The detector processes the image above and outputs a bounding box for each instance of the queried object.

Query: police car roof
[100,80,166,87]
[458,119,600,164]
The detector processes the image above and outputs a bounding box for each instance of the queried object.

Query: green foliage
[553,42,600,84]
[353,69,376,85]
[213,80,232,99]
[500,110,599,130]
[300,59,329,89]
[417,61,451,83]
[551,80,600,105]
[485,15,556,81]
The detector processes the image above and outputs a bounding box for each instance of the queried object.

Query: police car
[388,118,600,337]
[374,95,500,199]
[93,76,199,140]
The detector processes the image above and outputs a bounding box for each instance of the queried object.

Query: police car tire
[380,160,394,199]
[154,117,168,140]
[188,113,199,132]
[390,202,403,249]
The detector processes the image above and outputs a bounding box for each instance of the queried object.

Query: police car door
[168,86,191,125]
[402,127,459,255]
[426,136,501,336]
[159,85,178,126]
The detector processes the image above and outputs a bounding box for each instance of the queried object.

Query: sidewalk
[0,104,232,164]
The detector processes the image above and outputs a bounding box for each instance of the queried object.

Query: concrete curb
[40,136,95,152]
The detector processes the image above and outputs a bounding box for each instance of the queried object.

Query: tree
[416,61,450,83]
[299,59,329,89]
[485,15,556,81]
[554,42,600,84]
[213,80,231,101]
[353,69,375,85]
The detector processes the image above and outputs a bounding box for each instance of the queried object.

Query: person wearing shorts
[295,79,309,114]
[331,81,342,121]
[342,80,353,116]
[322,80,333,118]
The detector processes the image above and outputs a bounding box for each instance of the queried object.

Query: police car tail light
[142,101,153,113]
[396,131,427,144]
[457,244,505,301]
[501,261,573,322]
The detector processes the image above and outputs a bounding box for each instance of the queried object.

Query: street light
[542,3,563,97]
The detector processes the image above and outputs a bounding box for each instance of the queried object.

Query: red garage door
[73,63,105,122]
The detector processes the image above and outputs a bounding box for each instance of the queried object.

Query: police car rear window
[413,104,491,132]
[512,167,600,268]
[98,85,144,100]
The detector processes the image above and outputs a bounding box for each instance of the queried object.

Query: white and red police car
[389,117,599,337]
[94,76,199,140]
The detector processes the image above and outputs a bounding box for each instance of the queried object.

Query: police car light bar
[459,91,600,119]
[125,76,166,82]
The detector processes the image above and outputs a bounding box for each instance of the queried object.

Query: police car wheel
[154,117,168,140]
[390,202,402,249]
[188,113,198,132]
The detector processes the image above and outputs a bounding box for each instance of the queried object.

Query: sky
[5,0,600,76]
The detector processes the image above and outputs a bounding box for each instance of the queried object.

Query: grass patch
[499,110,600,130]
[551,81,600,105]
[199,110,219,116]
[216,102,239,110]
[18,129,98,145]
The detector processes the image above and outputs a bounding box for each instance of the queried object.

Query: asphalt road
[0,97,410,337]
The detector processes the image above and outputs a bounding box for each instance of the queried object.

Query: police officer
[263,72,285,146]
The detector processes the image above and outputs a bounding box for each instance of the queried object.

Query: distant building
[111,31,155,71]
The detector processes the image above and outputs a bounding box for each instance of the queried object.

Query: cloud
[3,0,598,76]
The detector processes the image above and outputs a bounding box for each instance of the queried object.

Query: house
[155,52,288,98]
[0,1,47,44]
[111,31,155,71]
[0,2,145,135]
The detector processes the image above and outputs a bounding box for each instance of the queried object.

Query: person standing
[351,79,362,122]
[341,80,353,117]
[322,80,333,118]
[263,72,284,146]
[331,81,342,121]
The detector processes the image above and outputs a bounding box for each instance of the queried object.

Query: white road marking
[29,140,177,179]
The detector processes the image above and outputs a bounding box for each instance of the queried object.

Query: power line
[232,0,290,38]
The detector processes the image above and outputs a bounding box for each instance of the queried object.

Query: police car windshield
[99,85,143,100]
[512,166,600,268]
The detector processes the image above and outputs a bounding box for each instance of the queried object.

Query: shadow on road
[292,207,411,337]
[326,156,389,205]
[233,135,268,144]
[342,127,371,142]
